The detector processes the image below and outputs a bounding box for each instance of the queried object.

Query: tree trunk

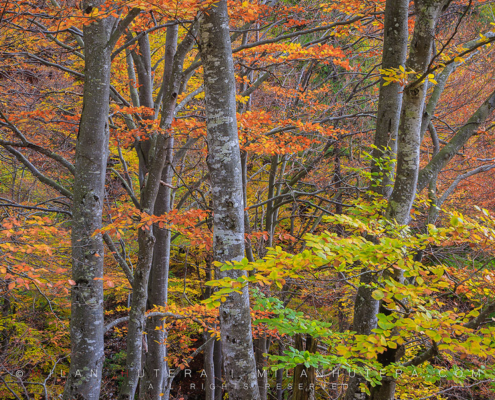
[386,0,449,225]
[214,339,224,400]
[276,341,285,400]
[198,2,261,399]
[292,334,317,400]
[375,3,449,400]
[370,0,409,197]
[344,271,380,400]
[255,336,268,400]
[119,18,187,395]
[265,154,279,249]
[63,8,114,400]
[140,24,179,400]
[204,334,216,400]
[346,2,408,397]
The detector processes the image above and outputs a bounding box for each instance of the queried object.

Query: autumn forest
[2,0,495,399]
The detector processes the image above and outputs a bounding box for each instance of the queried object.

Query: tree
[64,4,139,399]
[198,0,261,398]
[370,0,409,198]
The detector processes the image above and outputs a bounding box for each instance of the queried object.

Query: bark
[345,2,408,397]
[344,271,380,400]
[203,258,221,400]
[255,336,268,400]
[63,6,123,399]
[198,2,261,399]
[386,0,448,225]
[419,64,454,142]
[276,341,285,400]
[119,18,190,398]
[140,24,179,400]
[375,4,450,400]
[427,123,441,224]
[213,339,224,400]
[135,33,154,109]
[204,334,216,400]
[265,154,279,249]
[417,87,495,192]
[370,0,409,197]
[292,334,317,400]
[119,127,174,399]
[241,151,256,263]
[125,49,140,108]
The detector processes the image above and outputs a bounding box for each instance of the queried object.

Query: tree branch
[103,233,134,286]
[107,8,142,49]
[2,145,72,199]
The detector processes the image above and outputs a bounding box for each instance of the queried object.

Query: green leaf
[372,289,385,300]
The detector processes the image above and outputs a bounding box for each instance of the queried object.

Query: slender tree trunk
[198,2,261,398]
[255,336,268,400]
[370,0,409,197]
[120,18,189,397]
[204,334,216,400]
[386,0,448,224]
[140,24,179,399]
[292,334,317,400]
[241,151,256,263]
[214,339,224,400]
[276,341,285,400]
[203,257,220,400]
[344,271,380,400]
[265,154,279,249]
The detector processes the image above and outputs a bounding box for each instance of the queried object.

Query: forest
[2,0,495,399]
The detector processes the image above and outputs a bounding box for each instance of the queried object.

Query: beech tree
[63,3,140,399]
[198,0,260,398]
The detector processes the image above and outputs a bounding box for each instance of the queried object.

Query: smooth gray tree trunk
[140,25,178,400]
[344,271,380,400]
[198,1,261,399]
[386,0,449,225]
[255,336,268,400]
[204,335,216,400]
[370,0,409,197]
[214,339,223,400]
[64,5,139,399]
[120,20,196,400]
[119,133,171,400]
